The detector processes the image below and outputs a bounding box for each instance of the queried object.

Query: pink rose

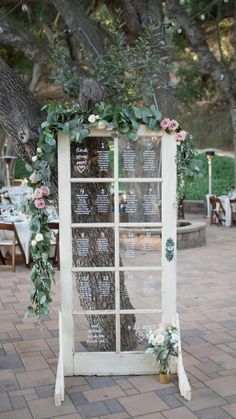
[29,173,37,184]
[34,198,45,209]
[169,119,179,131]
[41,185,50,197]
[176,130,187,142]
[160,118,171,130]
[34,188,43,199]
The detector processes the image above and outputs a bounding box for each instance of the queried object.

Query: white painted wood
[72,266,161,272]
[70,177,162,183]
[88,125,163,138]
[54,310,64,406]
[74,352,158,375]
[161,133,177,324]
[73,308,162,315]
[114,136,121,352]
[56,127,190,402]
[58,133,74,375]
[176,314,191,401]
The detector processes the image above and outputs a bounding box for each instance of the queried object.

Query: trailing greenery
[184,153,234,200]
[26,101,196,318]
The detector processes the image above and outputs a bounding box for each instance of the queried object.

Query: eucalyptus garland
[26,102,197,318]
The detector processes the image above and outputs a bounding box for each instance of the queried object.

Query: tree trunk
[71,138,137,351]
[230,101,236,189]
[0,58,44,163]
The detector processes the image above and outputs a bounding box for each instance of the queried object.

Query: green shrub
[184,153,234,200]
[15,158,29,180]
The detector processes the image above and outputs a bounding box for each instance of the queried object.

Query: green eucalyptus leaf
[25,163,33,172]
[128,131,138,141]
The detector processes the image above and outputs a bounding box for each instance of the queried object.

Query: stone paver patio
[0,214,236,418]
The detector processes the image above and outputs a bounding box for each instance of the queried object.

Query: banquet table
[206,194,233,227]
[0,217,31,263]
[0,216,59,265]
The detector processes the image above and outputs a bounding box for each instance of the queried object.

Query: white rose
[37,147,42,154]
[88,114,96,123]
[154,334,165,346]
[98,120,106,129]
[35,233,44,242]
[31,239,37,246]
[95,115,100,120]
[32,155,37,162]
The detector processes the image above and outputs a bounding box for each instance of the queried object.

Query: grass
[184,153,235,200]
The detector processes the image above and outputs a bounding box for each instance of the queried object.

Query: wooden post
[161,132,177,324]
[58,133,74,375]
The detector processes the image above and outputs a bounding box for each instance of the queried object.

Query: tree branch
[166,0,231,98]
[0,16,51,65]
[50,0,107,54]
[232,0,236,57]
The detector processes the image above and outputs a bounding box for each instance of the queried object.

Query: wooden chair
[230,198,236,225]
[209,195,226,225]
[0,223,26,272]
[178,194,185,220]
[48,222,60,270]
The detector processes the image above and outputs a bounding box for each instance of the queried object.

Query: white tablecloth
[0,219,31,264]
[0,218,58,265]
[0,186,32,206]
[206,194,232,227]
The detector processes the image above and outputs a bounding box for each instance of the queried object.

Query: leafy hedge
[184,153,234,200]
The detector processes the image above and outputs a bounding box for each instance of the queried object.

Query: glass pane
[120,228,161,267]
[71,183,114,223]
[71,138,114,178]
[119,135,161,178]
[74,314,116,352]
[120,313,161,352]
[72,227,115,267]
[119,182,161,223]
[73,272,115,311]
[120,270,161,310]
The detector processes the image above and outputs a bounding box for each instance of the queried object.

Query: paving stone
[115,379,134,390]
[161,395,184,409]
[0,392,12,412]
[69,391,88,406]
[85,377,115,389]
[196,406,233,419]
[10,395,27,409]
[78,401,109,418]
[209,353,236,370]
[125,389,139,395]
[176,388,227,411]
[15,369,55,389]
[222,403,236,417]
[127,375,173,392]
[0,408,33,419]
[133,414,164,419]
[56,414,82,419]
[104,398,124,413]
[118,392,168,416]
[14,340,49,353]
[21,354,49,371]
[35,384,55,399]
[83,385,125,403]
[162,406,198,418]
[0,354,23,370]
[206,376,236,397]
[27,395,77,418]
[100,413,130,419]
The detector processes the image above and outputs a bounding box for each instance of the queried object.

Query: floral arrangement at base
[146,323,179,377]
